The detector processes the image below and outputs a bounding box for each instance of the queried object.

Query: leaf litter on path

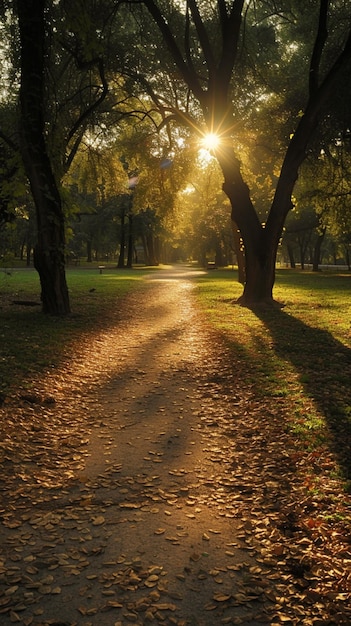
[0,270,350,625]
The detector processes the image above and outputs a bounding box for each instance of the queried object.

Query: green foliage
[1,0,351,303]
[174,156,232,264]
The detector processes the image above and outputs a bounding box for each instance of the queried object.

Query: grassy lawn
[0,266,151,395]
[1,264,350,492]
[193,267,351,488]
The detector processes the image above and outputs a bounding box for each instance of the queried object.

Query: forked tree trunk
[219,148,278,305]
[17,0,70,315]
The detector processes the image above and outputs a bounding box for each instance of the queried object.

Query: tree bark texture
[17,0,70,315]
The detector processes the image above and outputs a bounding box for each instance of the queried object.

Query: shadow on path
[1,269,350,625]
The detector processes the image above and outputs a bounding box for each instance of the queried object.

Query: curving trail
[1,267,349,625]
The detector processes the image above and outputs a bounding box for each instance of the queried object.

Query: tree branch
[218,0,244,83]
[141,0,205,104]
[309,0,329,95]
[187,0,216,73]
[267,23,351,238]
[65,58,108,169]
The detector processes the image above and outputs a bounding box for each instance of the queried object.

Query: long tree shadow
[252,305,351,481]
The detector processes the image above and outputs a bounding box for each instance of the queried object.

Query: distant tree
[175,156,232,266]
[288,130,351,270]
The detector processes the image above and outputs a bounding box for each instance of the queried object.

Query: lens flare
[200,132,220,151]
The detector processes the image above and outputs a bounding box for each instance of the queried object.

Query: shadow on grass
[252,304,351,481]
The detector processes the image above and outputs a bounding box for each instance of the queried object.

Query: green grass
[0,266,151,395]
[193,267,351,482]
[1,264,351,486]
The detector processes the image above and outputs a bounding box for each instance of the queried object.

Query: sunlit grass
[193,267,351,480]
[2,264,351,485]
[193,267,351,357]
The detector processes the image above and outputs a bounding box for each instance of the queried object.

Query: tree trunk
[312,227,326,271]
[117,210,126,268]
[17,0,70,315]
[141,232,150,265]
[146,233,158,266]
[231,220,245,283]
[214,245,223,267]
[220,147,277,305]
[126,213,133,268]
[26,243,32,267]
[239,232,278,306]
[287,244,296,268]
[86,238,93,262]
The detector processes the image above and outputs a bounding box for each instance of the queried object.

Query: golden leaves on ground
[1,278,350,625]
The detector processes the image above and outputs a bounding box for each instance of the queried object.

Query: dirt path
[0,267,349,625]
[0,268,273,626]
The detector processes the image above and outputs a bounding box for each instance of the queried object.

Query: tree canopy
[0,0,350,311]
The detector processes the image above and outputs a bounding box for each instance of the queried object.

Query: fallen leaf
[213,593,231,602]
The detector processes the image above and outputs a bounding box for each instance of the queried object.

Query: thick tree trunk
[238,232,278,306]
[17,0,70,315]
[219,147,277,305]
